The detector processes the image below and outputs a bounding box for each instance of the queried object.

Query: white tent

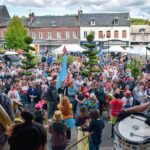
[5,51,18,55]
[54,44,86,54]
[102,45,126,53]
[127,46,150,55]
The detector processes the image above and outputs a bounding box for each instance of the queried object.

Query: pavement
[47,114,114,150]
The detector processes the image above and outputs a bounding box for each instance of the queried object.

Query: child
[76,107,90,150]
[34,103,44,125]
[49,110,68,150]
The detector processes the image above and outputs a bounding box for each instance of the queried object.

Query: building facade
[131,25,150,47]
[0,5,132,52]
[28,14,80,52]
[80,12,130,50]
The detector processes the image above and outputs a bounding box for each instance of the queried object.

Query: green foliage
[4,16,27,50]
[21,36,36,70]
[24,36,33,45]
[86,32,94,42]
[131,18,150,25]
[83,33,99,75]
[57,55,75,64]
[126,59,142,79]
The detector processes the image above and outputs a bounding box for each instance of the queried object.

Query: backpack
[50,122,67,149]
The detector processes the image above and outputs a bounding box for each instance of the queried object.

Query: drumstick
[130,115,145,122]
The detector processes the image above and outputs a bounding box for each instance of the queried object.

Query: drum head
[115,113,150,144]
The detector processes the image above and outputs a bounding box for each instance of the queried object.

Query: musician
[0,92,15,150]
[117,101,150,126]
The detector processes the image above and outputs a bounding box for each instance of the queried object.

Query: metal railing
[65,132,93,150]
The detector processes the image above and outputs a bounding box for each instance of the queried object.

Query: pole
[108,38,109,59]
[146,47,147,61]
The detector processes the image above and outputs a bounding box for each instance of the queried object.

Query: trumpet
[0,104,13,130]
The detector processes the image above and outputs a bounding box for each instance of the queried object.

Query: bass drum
[114,113,150,150]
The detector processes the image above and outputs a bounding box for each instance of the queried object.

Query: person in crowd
[27,82,38,112]
[67,81,78,115]
[58,82,67,96]
[7,85,20,102]
[57,96,75,143]
[34,103,44,125]
[48,80,59,118]
[122,91,134,109]
[76,107,90,150]
[8,110,47,150]
[75,86,85,116]
[88,109,105,150]
[49,110,68,150]
[109,93,123,138]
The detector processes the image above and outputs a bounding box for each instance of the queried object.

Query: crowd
[0,51,150,150]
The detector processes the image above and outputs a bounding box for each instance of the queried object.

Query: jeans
[89,138,100,150]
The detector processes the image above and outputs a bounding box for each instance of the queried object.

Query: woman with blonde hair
[57,96,75,143]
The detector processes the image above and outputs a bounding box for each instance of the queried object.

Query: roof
[0,5,10,19]
[131,25,150,33]
[80,12,130,27]
[30,15,80,27]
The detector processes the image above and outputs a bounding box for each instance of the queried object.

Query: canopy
[102,46,126,53]
[5,51,18,55]
[127,46,150,55]
[54,44,86,54]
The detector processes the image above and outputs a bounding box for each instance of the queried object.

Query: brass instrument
[0,104,13,130]
[12,99,22,110]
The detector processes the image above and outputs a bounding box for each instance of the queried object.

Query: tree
[21,36,36,75]
[82,32,99,76]
[4,16,27,50]
[126,59,142,80]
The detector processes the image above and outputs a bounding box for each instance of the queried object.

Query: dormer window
[52,21,56,26]
[90,18,96,26]
[113,17,119,25]
[139,28,145,33]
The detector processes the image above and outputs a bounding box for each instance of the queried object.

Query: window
[99,31,103,38]
[84,31,87,38]
[122,30,126,38]
[114,30,118,38]
[66,31,70,38]
[113,17,119,25]
[47,32,52,39]
[31,32,36,39]
[39,32,43,39]
[73,31,78,38]
[139,28,145,33]
[52,21,56,26]
[57,32,61,38]
[90,18,96,26]
[106,31,111,38]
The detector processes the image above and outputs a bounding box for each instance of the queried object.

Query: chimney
[29,12,34,22]
[78,9,83,23]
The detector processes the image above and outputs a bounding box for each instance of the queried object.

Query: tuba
[0,104,13,130]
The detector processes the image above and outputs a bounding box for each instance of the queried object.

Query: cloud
[4,0,150,18]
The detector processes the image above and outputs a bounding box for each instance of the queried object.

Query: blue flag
[56,47,67,89]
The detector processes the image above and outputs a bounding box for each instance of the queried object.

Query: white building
[79,12,130,50]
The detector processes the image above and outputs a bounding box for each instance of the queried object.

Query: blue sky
[1,0,150,18]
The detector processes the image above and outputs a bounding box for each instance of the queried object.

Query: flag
[56,46,67,89]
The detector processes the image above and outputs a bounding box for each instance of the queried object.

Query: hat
[35,103,43,109]
[53,110,63,121]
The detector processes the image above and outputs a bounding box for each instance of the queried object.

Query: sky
[1,0,150,19]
